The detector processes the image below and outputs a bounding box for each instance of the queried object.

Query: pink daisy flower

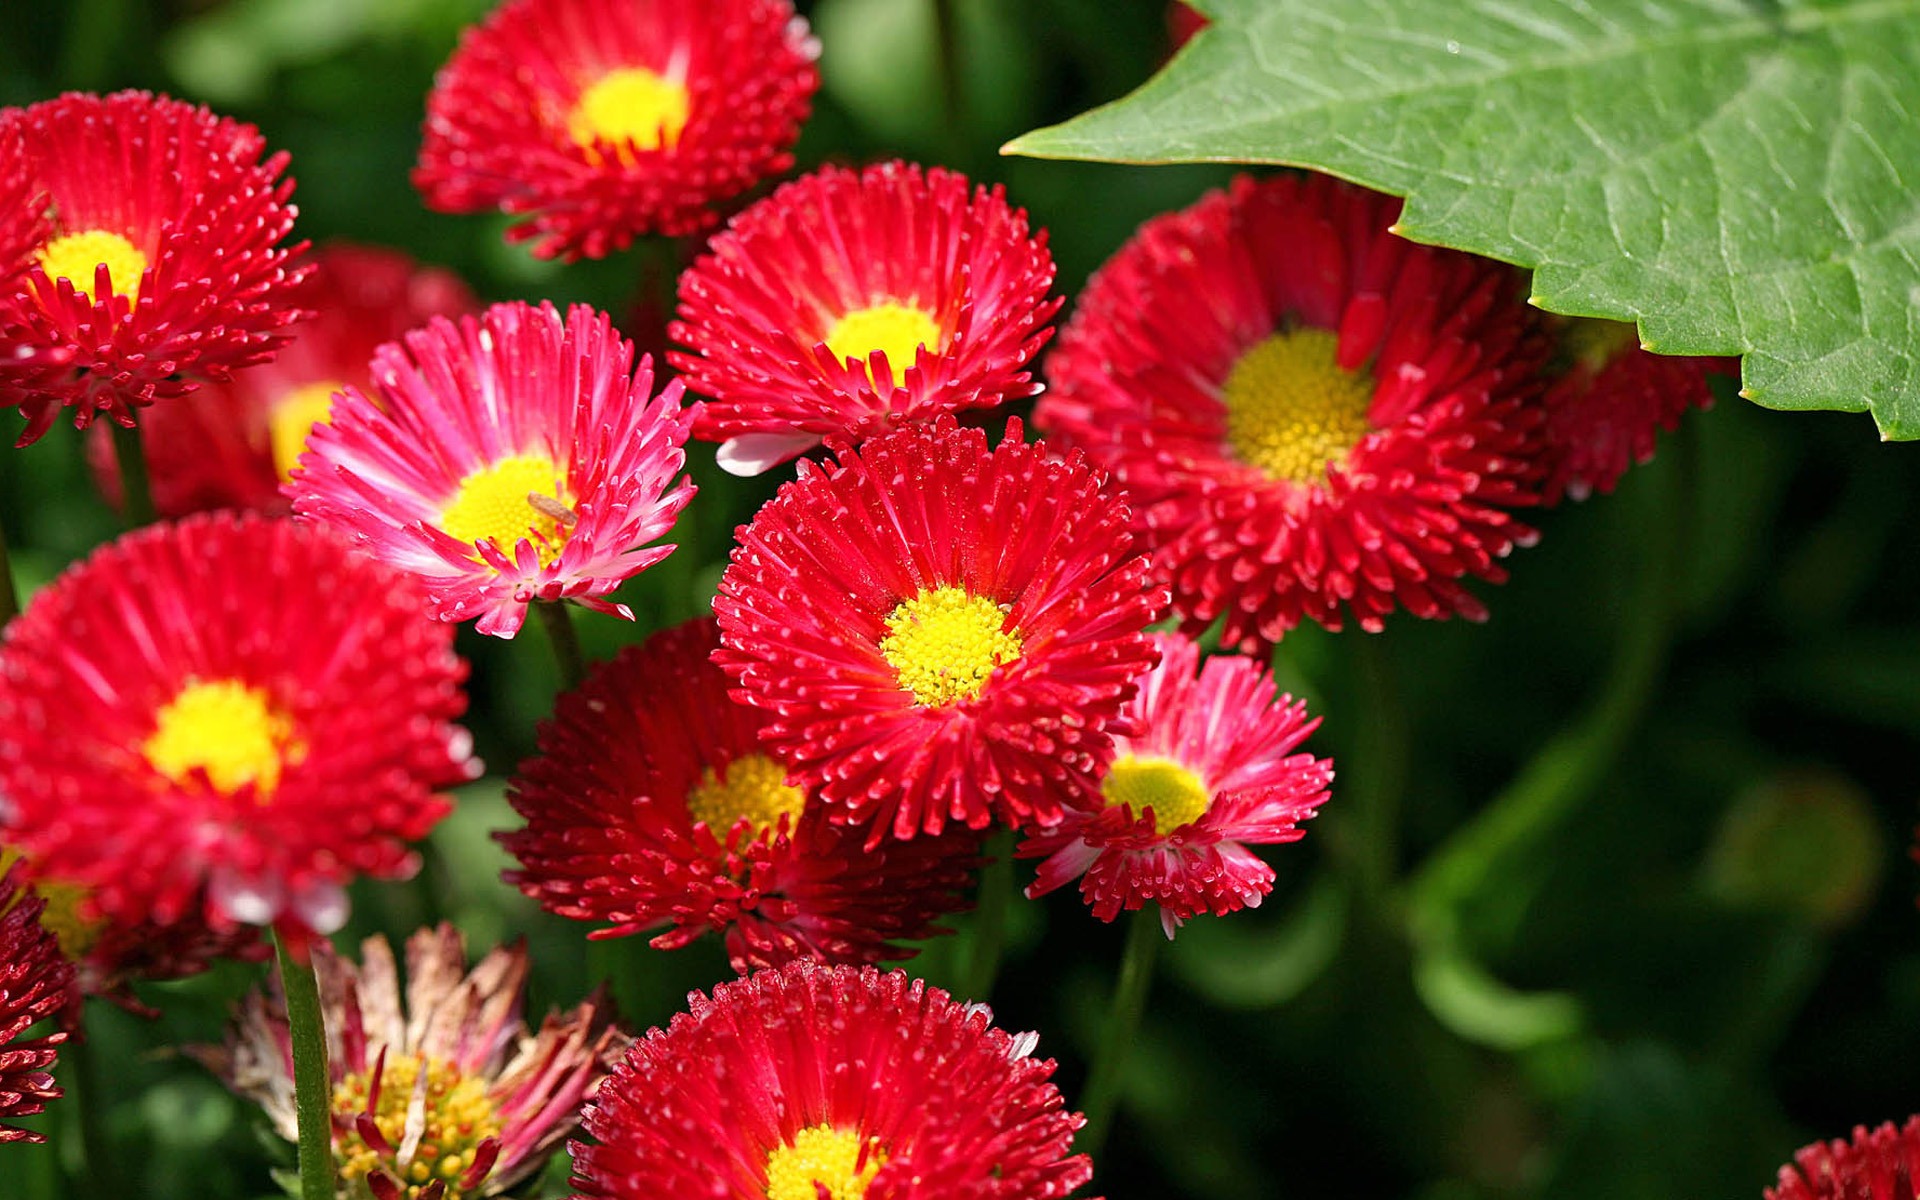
[0,862,72,1144]
[194,924,627,1197]
[287,300,696,638]
[414,0,820,260]
[571,961,1092,1199]
[714,416,1166,843]
[87,242,477,518]
[1020,632,1332,936]
[1541,316,1733,503]
[502,618,982,971]
[0,90,309,445]
[1766,1116,1920,1200]
[671,161,1061,475]
[1036,172,1554,651]
[0,512,477,942]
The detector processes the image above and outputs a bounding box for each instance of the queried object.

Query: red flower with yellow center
[503,618,980,971]
[0,90,310,446]
[714,416,1166,843]
[414,0,820,260]
[86,243,477,518]
[1540,315,1733,503]
[0,863,73,1144]
[0,513,477,941]
[1766,1116,1920,1200]
[571,962,1092,1199]
[671,161,1061,474]
[1020,632,1333,935]
[1036,172,1555,651]
[194,925,627,1198]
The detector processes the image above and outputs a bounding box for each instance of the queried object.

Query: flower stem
[1348,632,1408,904]
[962,829,1015,1001]
[275,931,336,1200]
[66,1028,116,1195]
[1077,907,1162,1160]
[535,600,587,691]
[0,513,18,629]
[111,423,155,528]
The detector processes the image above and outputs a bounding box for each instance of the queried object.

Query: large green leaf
[1006,0,1920,437]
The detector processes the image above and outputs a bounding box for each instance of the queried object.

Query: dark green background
[2,1,1918,1196]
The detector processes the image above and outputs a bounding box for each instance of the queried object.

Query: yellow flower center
[764,1125,886,1200]
[333,1053,503,1199]
[269,380,347,483]
[1101,754,1212,832]
[1565,316,1639,370]
[35,229,147,306]
[437,454,572,566]
[879,587,1022,708]
[685,753,807,841]
[0,847,104,960]
[1222,327,1374,485]
[141,679,303,798]
[569,67,691,160]
[823,302,942,371]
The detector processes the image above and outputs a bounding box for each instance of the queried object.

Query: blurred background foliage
[3,1,1919,1197]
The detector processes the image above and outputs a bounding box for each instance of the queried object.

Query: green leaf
[1006,0,1920,437]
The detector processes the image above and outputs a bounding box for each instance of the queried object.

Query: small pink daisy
[287,300,696,637]
[671,161,1061,474]
[1020,632,1332,935]
[714,416,1166,843]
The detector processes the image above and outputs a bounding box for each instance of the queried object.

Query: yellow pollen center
[35,229,148,306]
[437,454,572,566]
[569,67,691,159]
[823,303,942,371]
[0,848,104,960]
[764,1125,886,1200]
[269,380,347,482]
[879,587,1022,708]
[1101,754,1212,832]
[141,679,303,798]
[333,1053,503,1198]
[1222,327,1375,485]
[685,754,807,841]
[1565,316,1639,370]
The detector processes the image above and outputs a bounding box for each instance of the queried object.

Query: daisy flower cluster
[0,0,1739,1196]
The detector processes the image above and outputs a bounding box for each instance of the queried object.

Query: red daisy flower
[1019,632,1332,935]
[87,243,477,518]
[1036,173,1554,651]
[287,300,697,638]
[1766,1116,1920,1200]
[194,925,627,1197]
[0,863,72,1144]
[1,847,264,1014]
[503,618,981,971]
[571,961,1093,1200]
[414,0,820,260]
[671,161,1061,475]
[0,90,309,446]
[1168,2,1209,50]
[0,512,477,942]
[714,416,1166,844]
[1541,316,1731,503]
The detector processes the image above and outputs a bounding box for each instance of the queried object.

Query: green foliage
[1007,0,1920,437]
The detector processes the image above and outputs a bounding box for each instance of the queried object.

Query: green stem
[66,1028,114,1196]
[962,829,1016,1001]
[930,0,969,161]
[0,513,18,629]
[1348,633,1408,905]
[111,423,155,528]
[275,932,336,1200]
[535,600,587,691]
[1077,907,1162,1160]
[1407,426,1694,920]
